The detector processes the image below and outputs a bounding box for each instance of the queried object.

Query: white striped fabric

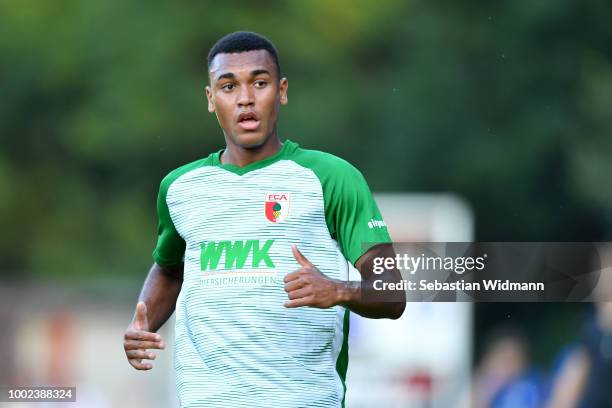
[167,159,350,407]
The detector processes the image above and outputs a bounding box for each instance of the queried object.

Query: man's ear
[205,85,215,113]
[279,78,288,105]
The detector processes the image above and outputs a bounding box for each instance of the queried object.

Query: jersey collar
[212,139,298,176]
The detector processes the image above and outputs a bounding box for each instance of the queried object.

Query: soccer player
[123,31,405,407]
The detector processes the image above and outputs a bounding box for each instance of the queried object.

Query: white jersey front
[153,140,390,407]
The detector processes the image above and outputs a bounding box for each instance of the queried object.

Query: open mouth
[237,111,260,131]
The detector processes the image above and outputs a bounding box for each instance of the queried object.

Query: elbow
[388,301,406,320]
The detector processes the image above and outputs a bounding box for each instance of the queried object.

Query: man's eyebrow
[216,72,236,81]
[251,69,271,77]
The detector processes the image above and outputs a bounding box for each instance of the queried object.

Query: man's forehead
[209,49,276,76]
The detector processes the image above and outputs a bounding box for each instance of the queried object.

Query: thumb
[134,301,149,330]
[292,245,312,267]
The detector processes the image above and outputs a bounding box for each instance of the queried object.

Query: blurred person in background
[545,303,612,408]
[545,247,612,408]
[544,343,589,408]
[472,326,547,408]
[575,302,612,407]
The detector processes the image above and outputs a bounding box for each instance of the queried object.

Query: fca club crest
[265,193,290,223]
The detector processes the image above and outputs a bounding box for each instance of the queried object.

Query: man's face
[206,49,288,149]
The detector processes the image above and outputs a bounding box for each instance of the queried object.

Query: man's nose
[237,84,254,107]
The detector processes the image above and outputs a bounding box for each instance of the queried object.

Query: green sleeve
[323,160,391,265]
[152,175,186,266]
[292,149,391,265]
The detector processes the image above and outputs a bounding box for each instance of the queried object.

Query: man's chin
[231,132,269,149]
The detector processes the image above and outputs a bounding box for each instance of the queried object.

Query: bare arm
[136,262,183,332]
[343,243,406,319]
[123,262,183,370]
[544,346,590,408]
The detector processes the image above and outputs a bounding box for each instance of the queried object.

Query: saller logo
[201,239,275,270]
[265,193,290,223]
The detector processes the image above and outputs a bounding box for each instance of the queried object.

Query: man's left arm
[284,244,406,319]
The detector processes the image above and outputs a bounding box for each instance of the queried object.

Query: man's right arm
[123,262,183,370]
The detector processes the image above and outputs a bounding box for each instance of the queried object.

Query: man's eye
[254,81,267,88]
[221,83,235,91]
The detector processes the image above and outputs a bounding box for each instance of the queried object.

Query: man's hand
[123,301,165,370]
[284,246,349,309]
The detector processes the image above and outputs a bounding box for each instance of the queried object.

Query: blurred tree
[0,0,611,282]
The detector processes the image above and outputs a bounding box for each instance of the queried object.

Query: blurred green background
[1,0,611,284]
[2,2,612,406]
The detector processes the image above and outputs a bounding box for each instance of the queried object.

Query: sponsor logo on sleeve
[368,219,387,229]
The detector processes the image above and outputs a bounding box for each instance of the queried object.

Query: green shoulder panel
[289,145,391,265]
[152,155,215,266]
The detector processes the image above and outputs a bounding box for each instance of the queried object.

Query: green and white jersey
[153,140,390,408]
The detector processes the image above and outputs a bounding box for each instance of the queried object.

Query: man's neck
[221,135,283,168]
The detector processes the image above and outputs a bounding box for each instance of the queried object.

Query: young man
[123,31,405,407]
